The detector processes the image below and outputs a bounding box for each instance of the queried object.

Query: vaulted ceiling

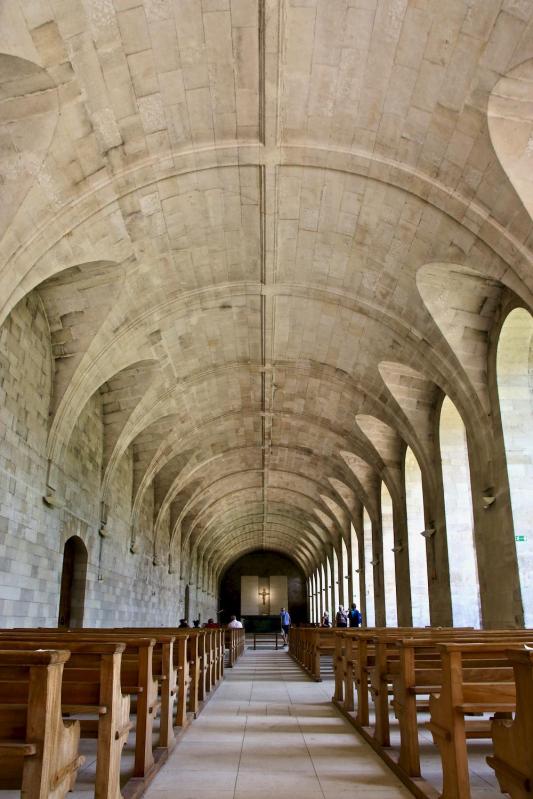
[1,0,533,578]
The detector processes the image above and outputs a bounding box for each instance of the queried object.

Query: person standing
[335,605,348,627]
[280,607,291,645]
[348,602,362,627]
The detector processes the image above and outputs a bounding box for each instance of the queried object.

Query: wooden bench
[390,633,533,781]
[427,641,520,799]
[332,627,416,722]
[224,627,243,669]
[334,627,473,729]
[0,631,158,780]
[0,649,84,798]
[224,628,244,666]
[290,627,337,681]
[371,629,480,749]
[487,648,533,799]
[0,639,130,799]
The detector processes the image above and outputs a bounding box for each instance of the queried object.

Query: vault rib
[259,0,281,552]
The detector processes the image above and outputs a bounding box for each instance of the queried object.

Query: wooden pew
[93,629,185,740]
[335,628,471,729]
[391,633,533,781]
[101,627,193,731]
[0,639,130,799]
[224,628,245,668]
[487,648,533,799]
[225,628,237,667]
[290,627,337,681]
[0,631,158,781]
[427,641,519,799]
[371,629,478,749]
[104,628,212,721]
[72,629,177,749]
[0,649,84,799]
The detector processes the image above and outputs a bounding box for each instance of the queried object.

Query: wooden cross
[259,587,269,605]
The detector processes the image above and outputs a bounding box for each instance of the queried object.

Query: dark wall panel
[219,550,307,625]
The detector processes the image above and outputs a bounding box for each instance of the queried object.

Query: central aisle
[146,646,412,799]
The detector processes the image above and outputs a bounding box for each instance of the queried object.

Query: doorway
[58,535,88,628]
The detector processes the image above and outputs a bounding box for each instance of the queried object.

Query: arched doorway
[58,536,88,628]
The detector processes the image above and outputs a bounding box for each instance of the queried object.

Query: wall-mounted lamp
[421,528,436,539]
[482,494,496,509]
[370,558,380,567]
[391,544,403,553]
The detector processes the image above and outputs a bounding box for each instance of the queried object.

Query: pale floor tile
[141,648,412,799]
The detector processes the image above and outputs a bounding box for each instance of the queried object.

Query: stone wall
[0,293,215,627]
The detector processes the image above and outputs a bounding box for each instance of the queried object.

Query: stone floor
[145,647,413,799]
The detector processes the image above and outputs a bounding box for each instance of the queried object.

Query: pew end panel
[0,649,84,799]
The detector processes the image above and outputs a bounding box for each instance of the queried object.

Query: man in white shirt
[227,615,243,628]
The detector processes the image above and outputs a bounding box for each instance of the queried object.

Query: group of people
[177,615,243,629]
[321,602,362,628]
[174,603,358,642]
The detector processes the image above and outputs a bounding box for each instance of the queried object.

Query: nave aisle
[144,647,412,799]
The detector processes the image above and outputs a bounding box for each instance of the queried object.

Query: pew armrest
[0,741,37,756]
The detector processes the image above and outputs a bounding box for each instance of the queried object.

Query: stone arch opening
[320,563,327,619]
[405,447,430,627]
[350,522,360,605]
[58,536,88,628]
[496,307,533,626]
[381,482,397,626]
[341,537,349,607]
[439,397,481,627]
[363,508,375,627]
[332,548,340,613]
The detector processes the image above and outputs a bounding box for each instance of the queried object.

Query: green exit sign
[515,535,526,542]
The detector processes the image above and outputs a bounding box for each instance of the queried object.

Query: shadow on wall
[58,535,88,628]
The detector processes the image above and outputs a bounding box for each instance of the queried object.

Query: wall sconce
[370,558,379,566]
[43,492,65,509]
[421,528,436,539]
[391,544,403,553]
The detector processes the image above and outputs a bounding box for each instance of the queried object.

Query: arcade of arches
[2,0,533,638]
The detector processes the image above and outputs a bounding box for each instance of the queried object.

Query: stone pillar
[373,515,386,627]
[392,489,413,626]
[426,421,454,627]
